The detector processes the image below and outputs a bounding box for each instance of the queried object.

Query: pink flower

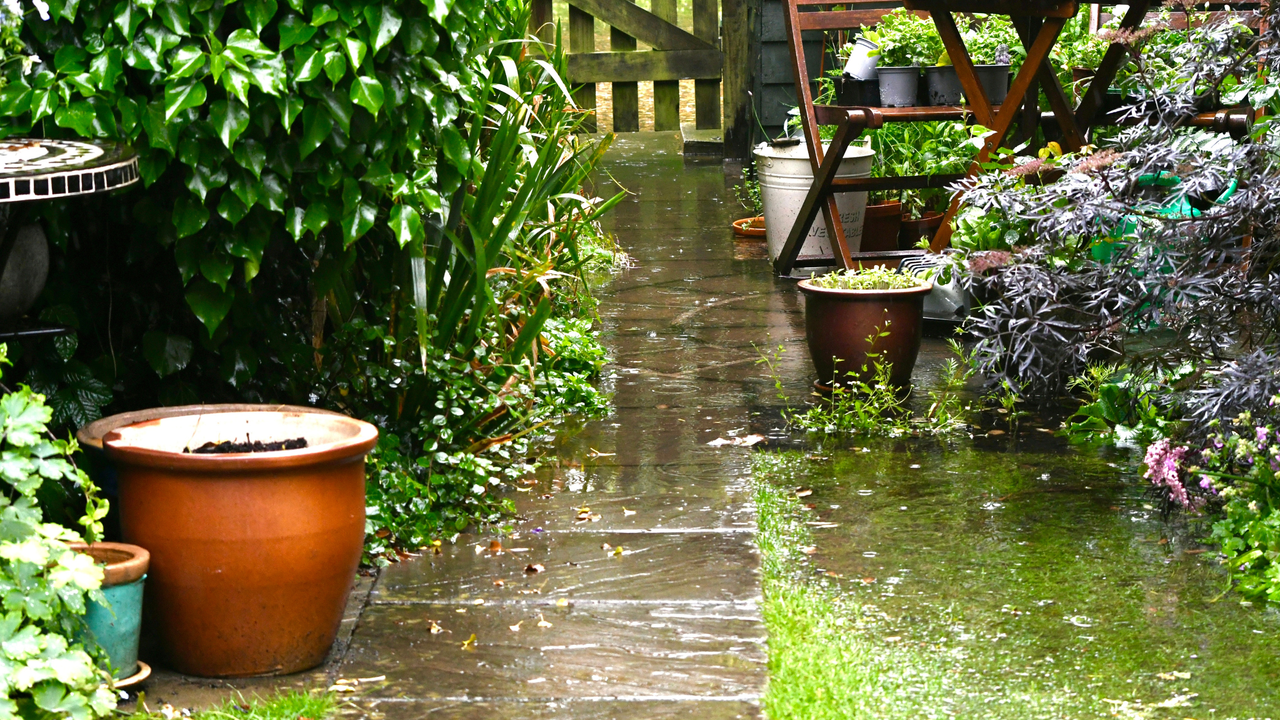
[1144,439,1197,508]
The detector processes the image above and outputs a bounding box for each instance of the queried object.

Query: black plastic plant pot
[925,66,963,105]
[973,65,1010,105]
[878,67,920,108]
[836,76,882,107]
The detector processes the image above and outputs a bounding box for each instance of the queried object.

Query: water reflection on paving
[339,134,784,719]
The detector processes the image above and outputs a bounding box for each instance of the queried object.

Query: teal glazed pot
[70,542,149,679]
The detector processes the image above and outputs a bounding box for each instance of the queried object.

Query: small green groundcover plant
[806,266,927,291]
[0,343,115,720]
[127,691,332,720]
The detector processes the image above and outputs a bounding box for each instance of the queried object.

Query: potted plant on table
[798,266,933,389]
[101,406,378,678]
[861,9,942,107]
[964,15,1024,105]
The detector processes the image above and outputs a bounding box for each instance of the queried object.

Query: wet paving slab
[335,134,779,717]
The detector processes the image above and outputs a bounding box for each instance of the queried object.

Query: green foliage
[962,14,1024,70]
[865,121,988,213]
[0,345,115,720]
[1193,411,1280,603]
[806,266,926,291]
[947,204,1026,252]
[758,339,973,438]
[861,9,943,68]
[1065,363,1185,444]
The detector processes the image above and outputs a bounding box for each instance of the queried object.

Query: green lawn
[126,692,333,720]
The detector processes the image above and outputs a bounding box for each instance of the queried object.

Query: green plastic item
[82,575,145,679]
[1090,172,1237,263]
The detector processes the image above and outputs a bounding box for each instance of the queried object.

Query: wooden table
[775,0,1162,275]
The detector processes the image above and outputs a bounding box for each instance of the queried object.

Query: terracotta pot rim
[732,216,766,237]
[78,403,343,450]
[901,212,944,224]
[66,541,149,587]
[798,278,933,297]
[101,408,378,472]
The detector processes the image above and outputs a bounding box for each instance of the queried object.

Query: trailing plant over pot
[797,266,932,388]
[0,344,115,718]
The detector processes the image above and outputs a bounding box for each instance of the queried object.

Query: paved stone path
[334,134,814,719]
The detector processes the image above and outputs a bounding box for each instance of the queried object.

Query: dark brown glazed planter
[859,201,903,252]
[798,278,933,387]
[732,216,765,238]
[899,212,944,249]
[102,407,378,678]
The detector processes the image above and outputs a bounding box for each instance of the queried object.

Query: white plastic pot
[842,37,879,80]
[755,142,876,266]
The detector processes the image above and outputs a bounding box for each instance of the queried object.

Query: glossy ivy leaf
[303,201,330,237]
[186,163,228,201]
[298,104,333,160]
[247,55,286,96]
[342,201,377,248]
[364,4,403,54]
[53,46,87,74]
[285,206,306,242]
[0,85,31,117]
[224,28,274,59]
[173,193,209,238]
[90,48,124,91]
[173,235,201,283]
[229,171,262,209]
[277,13,316,51]
[351,75,384,117]
[260,172,287,212]
[53,101,97,137]
[233,139,266,179]
[243,0,279,35]
[440,124,470,173]
[311,3,338,26]
[389,203,422,248]
[163,80,206,122]
[292,46,323,83]
[210,98,250,149]
[184,280,235,336]
[156,0,190,36]
[323,46,347,85]
[342,36,367,70]
[222,66,253,105]
[166,45,205,81]
[114,2,141,39]
[124,42,163,72]
[276,94,303,131]
[216,190,250,226]
[30,88,59,123]
[199,247,235,289]
[141,331,193,377]
[318,87,351,134]
[143,23,181,57]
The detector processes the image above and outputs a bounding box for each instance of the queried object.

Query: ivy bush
[0,345,114,720]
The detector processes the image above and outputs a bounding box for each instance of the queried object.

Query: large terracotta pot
[798,278,932,387]
[899,212,944,250]
[102,408,378,678]
[859,201,903,252]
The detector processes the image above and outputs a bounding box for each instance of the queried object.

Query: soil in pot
[69,542,149,680]
[859,202,903,253]
[899,212,944,250]
[799,278,933,387]
[187,437,309,453]
[103,408,377,678]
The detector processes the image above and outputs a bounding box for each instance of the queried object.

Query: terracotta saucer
[113,661,151,689]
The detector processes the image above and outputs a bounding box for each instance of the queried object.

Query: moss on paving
[127,691,333,720]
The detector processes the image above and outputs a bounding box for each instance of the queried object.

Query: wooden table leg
[930,16,1068,252]
[1076,0,1153,130]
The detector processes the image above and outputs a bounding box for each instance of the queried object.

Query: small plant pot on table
[102,407,378,678]
[798,270,933,389]
[925,65,964,105]
[877,67,921,107]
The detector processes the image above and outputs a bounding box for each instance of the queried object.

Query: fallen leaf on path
[326,685,357,693]
[460,633,477,650]
[525,563,545,574]
[537,614,553,628]
[429,621,444,634]
[795,488,813,497]
[556,598,569,607]
[493,579,505,587]
[1184,549,1208,555]
[489,539,504,552]
[801,546,817,555]
[988,429,1006,436]
[612,545,625,557]
[1156,671,1191,681]
[622,508,636,517]
[508,547,531,553]
[601,543,612,551]
[509,621,522,632]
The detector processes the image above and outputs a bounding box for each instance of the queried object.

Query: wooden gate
[531,0,753,154]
